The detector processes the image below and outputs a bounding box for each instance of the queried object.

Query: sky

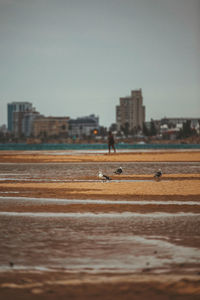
[0,0,199,127]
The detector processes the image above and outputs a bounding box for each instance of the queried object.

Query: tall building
[7,102,33,134]
[22,110,40,137]
[116,89,145,133]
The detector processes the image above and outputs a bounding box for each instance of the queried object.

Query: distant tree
[109,123,117,132]
[150,121,157,136]
[143,122,150,136]
[99,126,107,137]
[0,132,6,143]
[129,126,138,136]
[178,120,193,138]
[116,130,123,137]
[121,122,130,137]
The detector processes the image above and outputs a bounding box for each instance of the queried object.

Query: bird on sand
[98,171,111,181]
[114,167,123,175]
[154,169,162,181]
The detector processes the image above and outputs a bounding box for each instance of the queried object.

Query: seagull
[154,169,162,181]
[114,167,123,175]
[98,171,111,181]
[9,261,14,268]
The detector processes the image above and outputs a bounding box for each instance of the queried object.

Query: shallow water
[0,162,200,182]
[0,212,200,273]
[0,178,154,183]
[0,161,200,274]
[1,196,200,205]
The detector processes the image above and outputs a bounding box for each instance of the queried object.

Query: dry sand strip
[0,151,200,163]
[0,179,200,213]
[0,180,200,199]
[0,272,200,300]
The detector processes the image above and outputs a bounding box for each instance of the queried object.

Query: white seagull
[98,171,111,181]
[154,169,162,181]
[114,167,123,175]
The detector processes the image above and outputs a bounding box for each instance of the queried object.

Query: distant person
[108,131,116,154]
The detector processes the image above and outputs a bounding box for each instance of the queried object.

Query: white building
[69,114,99,137]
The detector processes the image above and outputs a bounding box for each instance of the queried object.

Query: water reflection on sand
[0,211,200,273]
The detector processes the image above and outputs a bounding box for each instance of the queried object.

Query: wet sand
[0,150,200,299]
[1,272,200,300]
[0,150,200,163]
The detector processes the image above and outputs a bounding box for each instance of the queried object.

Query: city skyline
[5,100,200,140]
[0,0,200,127]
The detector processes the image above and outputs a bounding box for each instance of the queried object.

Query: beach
[0,150,200,299]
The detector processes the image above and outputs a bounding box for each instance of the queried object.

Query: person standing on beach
[108,131,116,154]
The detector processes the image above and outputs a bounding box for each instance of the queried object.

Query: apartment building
[116,89,145,133]
[7,102,33,134]
[32,116,69,138]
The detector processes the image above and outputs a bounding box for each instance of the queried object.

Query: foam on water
[0,196,199,205]
[0,235,200,273]
[0,211,199,218]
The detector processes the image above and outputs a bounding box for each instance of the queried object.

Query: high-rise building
[116,89,145,133]
[7,102,33,134]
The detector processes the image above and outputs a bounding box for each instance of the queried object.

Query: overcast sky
[0,0,199,127]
